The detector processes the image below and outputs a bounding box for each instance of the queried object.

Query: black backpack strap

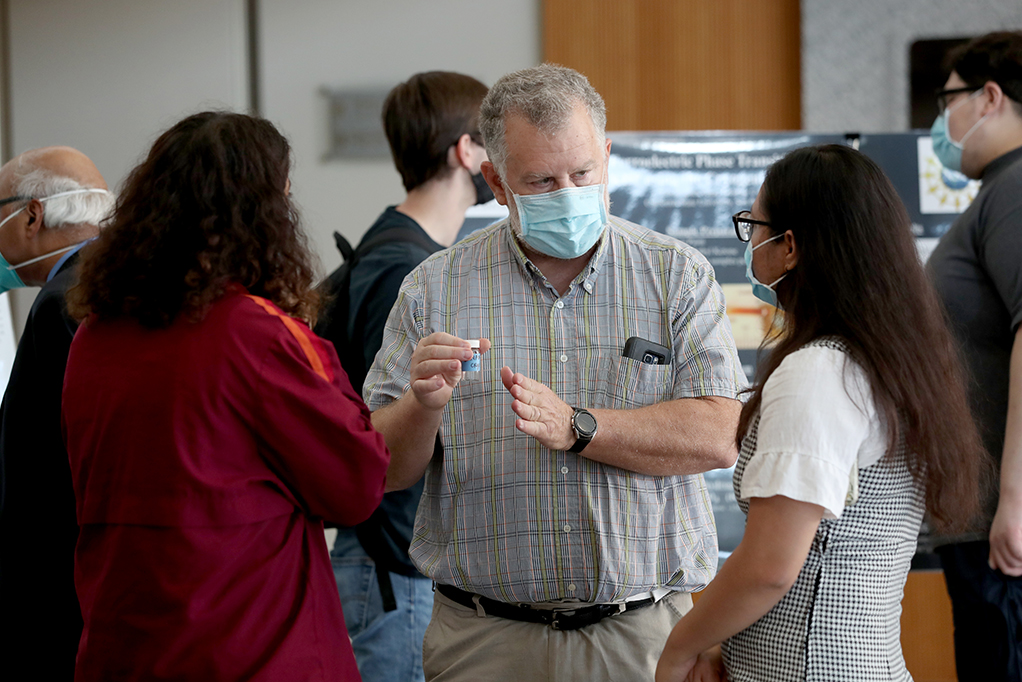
[333,231,355,263]
[355,510,401,612]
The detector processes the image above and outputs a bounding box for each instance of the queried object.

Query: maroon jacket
[63,290,389,681]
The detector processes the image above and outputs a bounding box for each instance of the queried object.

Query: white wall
[258,0,541,276]
[802,0,1022,132]
[0,7,14,391]
[4,0,250,334]
[1,0,541,335]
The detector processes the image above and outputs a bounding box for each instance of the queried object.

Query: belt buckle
[549,610,575,631]
[549,604,614,631]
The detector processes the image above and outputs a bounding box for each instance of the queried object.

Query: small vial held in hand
[462,340,481,372]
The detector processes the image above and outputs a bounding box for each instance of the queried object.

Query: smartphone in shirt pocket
[622,336,672,366]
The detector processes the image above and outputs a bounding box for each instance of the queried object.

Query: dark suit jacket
[0,254,82,677]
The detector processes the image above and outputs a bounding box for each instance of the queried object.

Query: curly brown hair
[68,111,319,327]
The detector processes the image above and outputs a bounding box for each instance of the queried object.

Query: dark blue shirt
[333,206,442,572]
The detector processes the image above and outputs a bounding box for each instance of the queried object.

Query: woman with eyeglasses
[656,144,985,682]
[62,111,390,681]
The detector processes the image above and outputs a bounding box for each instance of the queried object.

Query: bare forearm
[660,497,822,669]
[662,542,797,660]
[371,393,443,492]
[584,397,741,475]
[1001,330,1022,506]
[989,329,1022,575]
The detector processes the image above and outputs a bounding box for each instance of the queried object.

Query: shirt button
[563,524,571,533]
[568,583,577,592]
[555,300,564,309]
[583,283,592,292]
[560,466,569,474]
[559,354,568,363]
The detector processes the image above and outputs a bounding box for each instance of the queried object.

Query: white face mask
[0,188,109,292]
[744,233,787,308]
[931,89,988,173]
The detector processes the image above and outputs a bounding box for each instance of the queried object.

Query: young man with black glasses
[927,31,1022,682]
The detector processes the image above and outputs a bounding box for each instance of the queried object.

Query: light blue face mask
[509,183,608,259]
[744,232,787,308]
[931,90,987,173]
[0,188,110,294]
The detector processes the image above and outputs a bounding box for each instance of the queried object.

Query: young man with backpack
[316,71,490,682]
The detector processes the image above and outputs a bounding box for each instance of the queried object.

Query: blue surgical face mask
[744,232,787,308]
[931,90,987,173]
[0,188,110,294]
[508,183,608,259]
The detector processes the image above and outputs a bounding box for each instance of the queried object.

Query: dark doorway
[910,37,974,130]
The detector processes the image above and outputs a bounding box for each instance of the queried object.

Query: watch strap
[568,407,597,453]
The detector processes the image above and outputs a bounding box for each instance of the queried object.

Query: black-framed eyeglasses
[0,195,29,208]
[935,86,980,114]
[732,210,771,242]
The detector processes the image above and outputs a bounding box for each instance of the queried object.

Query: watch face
[574,410,597,436]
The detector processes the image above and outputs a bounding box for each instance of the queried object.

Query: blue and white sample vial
[462,339,481,372]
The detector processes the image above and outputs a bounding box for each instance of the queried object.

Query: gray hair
[12,167,113,230]
[479,64,607,178]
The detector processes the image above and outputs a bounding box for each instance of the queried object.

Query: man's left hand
[501,366,576,451]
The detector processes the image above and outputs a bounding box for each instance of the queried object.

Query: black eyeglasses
[0,195,29,208]
[935,86,980,113]
[732,210,771,242]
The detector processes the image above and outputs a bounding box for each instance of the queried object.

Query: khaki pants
[423,589,692,682]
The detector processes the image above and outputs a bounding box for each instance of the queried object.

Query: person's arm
[251,315,390,526]
[655,495,825,682]
[501,366,738,474]
[373,333,490,491]
[990,324,1022,576]
[976,190,1022,574]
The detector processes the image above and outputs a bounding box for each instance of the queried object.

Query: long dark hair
[737,144,984,532]
[68,111,319,327]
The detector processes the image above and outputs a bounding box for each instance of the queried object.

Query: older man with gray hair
[0,146,112,679]
[363,64,745,681]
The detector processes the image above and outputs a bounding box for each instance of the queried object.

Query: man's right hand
[408,333,490,411]
[375,333,491,492]
[989,495,1022,576]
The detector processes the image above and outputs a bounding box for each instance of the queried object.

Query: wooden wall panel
[544,0,800,131]
[901,571,957,682]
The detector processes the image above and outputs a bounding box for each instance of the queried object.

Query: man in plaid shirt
[364,64,745,682]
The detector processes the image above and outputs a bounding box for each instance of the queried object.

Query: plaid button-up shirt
[364,216,745,604]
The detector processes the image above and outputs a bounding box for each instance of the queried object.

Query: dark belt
[435,583,658,631]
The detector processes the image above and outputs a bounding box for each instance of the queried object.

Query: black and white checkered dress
[721,340,925,681]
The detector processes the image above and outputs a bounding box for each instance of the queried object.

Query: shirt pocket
[589,356,674,410]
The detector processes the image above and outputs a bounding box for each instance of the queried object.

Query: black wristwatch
[568,407,598,453]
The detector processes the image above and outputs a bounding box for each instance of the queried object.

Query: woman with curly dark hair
[656,145,986,682]
[62,111,389,681]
